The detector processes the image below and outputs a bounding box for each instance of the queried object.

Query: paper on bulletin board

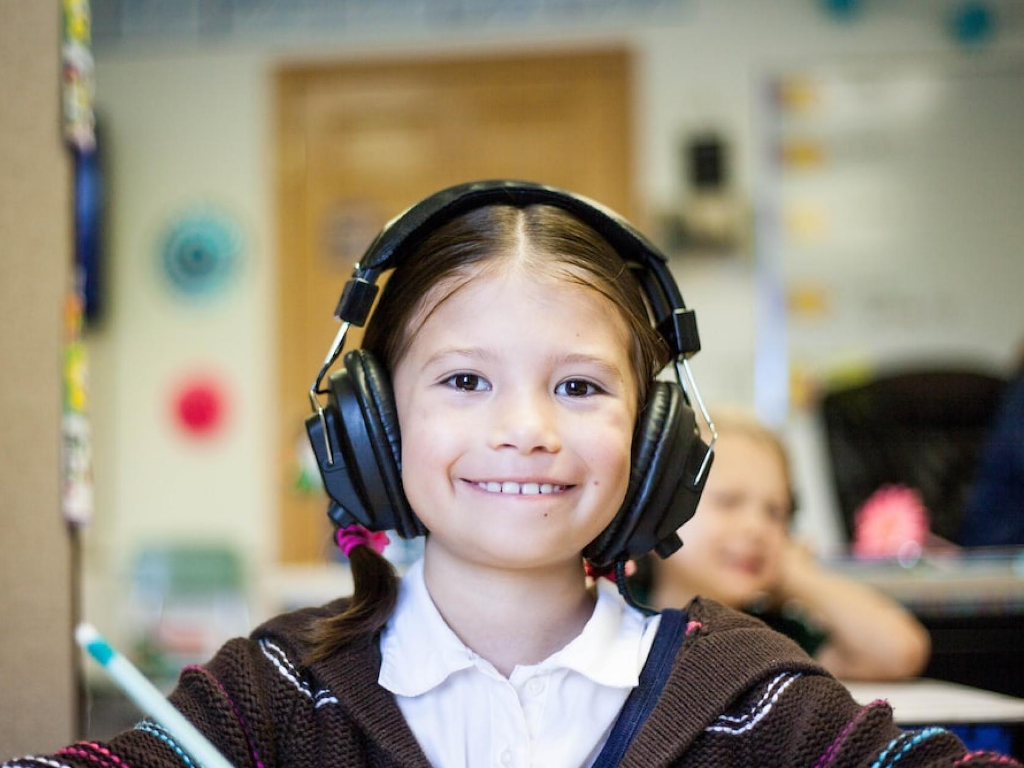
[757,63,1024,417]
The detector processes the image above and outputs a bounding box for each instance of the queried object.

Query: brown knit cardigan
[4,598,1019,768]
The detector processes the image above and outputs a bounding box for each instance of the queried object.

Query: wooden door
[276,49,633,563]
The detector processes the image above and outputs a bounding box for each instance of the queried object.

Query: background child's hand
[771,539,931,680]
[773,539,820,603]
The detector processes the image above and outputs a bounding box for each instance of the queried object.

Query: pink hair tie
[584,559,637,583]
[335,524,390,557]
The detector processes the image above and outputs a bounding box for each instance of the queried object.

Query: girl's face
[660,432,790,606]
[392,266,638,573]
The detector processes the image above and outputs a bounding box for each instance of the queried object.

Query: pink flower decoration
[852,484,930,559]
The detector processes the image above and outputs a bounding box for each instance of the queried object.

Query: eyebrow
[422,347,626,383]
[552,352,627,384]
[420,347,498,372]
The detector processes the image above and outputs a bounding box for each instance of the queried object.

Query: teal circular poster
[160,210,242,298]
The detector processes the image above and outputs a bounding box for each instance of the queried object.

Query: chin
[458,533,582,572]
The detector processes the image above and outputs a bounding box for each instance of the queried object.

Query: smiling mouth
[724,555,764,575]
[463,479,575,496]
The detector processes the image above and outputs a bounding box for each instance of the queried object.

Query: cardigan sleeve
[685,671,1020,768]
[1,636,311,768]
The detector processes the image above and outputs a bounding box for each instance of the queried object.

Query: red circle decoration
[173,377,226,438]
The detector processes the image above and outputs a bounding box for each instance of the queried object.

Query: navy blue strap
[589,608,688,768]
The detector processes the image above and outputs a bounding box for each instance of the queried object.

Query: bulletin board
[755,60,1024,421]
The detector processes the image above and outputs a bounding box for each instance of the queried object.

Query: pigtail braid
[304,544,399,663]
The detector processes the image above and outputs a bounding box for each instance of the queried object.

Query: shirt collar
[378,558,477,697]
[529,577,650,689]
[378,559,652,697]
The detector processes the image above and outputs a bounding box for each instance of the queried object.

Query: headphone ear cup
[584,381,707,568]
[339,349,424,538]
[584,381,673,567]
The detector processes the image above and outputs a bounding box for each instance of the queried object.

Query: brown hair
[704,407,796,517]
[305,203,671,662]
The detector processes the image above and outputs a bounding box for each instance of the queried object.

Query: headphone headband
[336,180,700,360]
[362,180,663,273]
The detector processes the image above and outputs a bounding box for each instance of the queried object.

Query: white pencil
[75,622,235,768]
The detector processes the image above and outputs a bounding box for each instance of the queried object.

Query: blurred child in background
[651,410,931,680]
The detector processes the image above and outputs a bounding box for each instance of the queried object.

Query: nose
[735,503,771,540]
[488,387,562,455]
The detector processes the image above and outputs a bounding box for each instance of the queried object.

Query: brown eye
[556,379,601,397]
[713,490,743,510]
[446,373,489,392]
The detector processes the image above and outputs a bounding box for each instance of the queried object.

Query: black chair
[819,369,1007,544]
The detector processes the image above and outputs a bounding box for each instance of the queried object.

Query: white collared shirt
[378,559,660,768]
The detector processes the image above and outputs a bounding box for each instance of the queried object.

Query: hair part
[306,202,671,657]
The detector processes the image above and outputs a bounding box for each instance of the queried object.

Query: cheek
[677,502,728,545]
[671,515,714,561]
[662,520,712,581]
[585,418,634,495]
[763,529,789,566]
[674,536,709,577]
[399,426,458,533]
[397,401,460,499]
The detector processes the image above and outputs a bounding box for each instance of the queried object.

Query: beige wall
[0,0,75,754]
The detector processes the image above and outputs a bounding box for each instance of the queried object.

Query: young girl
[5,182,1014,768]
[650,410,932,681]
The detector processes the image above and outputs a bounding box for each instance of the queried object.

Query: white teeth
[474,481,566,495]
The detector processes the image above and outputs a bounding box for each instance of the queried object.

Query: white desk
[843,678,1024,725]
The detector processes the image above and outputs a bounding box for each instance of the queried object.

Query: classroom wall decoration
[171,374,229,439]
[949,2,996,47]
[292,434,324,495]
[74,137,104,323]
[62,0,95,527]
[62,293,94,526]
[62,0,95,151]
[322,201,386,269]
[819,0,863,23]
[159,209,243,300]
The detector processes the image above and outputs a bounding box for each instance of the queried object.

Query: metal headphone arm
[308,264,380,466]
[674,357,717,485]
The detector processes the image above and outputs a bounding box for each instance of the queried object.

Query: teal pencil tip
[76,623,116,666]
[86,638,116,666]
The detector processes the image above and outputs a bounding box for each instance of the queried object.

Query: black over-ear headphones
[306,180,717,569]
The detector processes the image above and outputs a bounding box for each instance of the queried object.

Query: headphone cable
[614,559,658,617]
